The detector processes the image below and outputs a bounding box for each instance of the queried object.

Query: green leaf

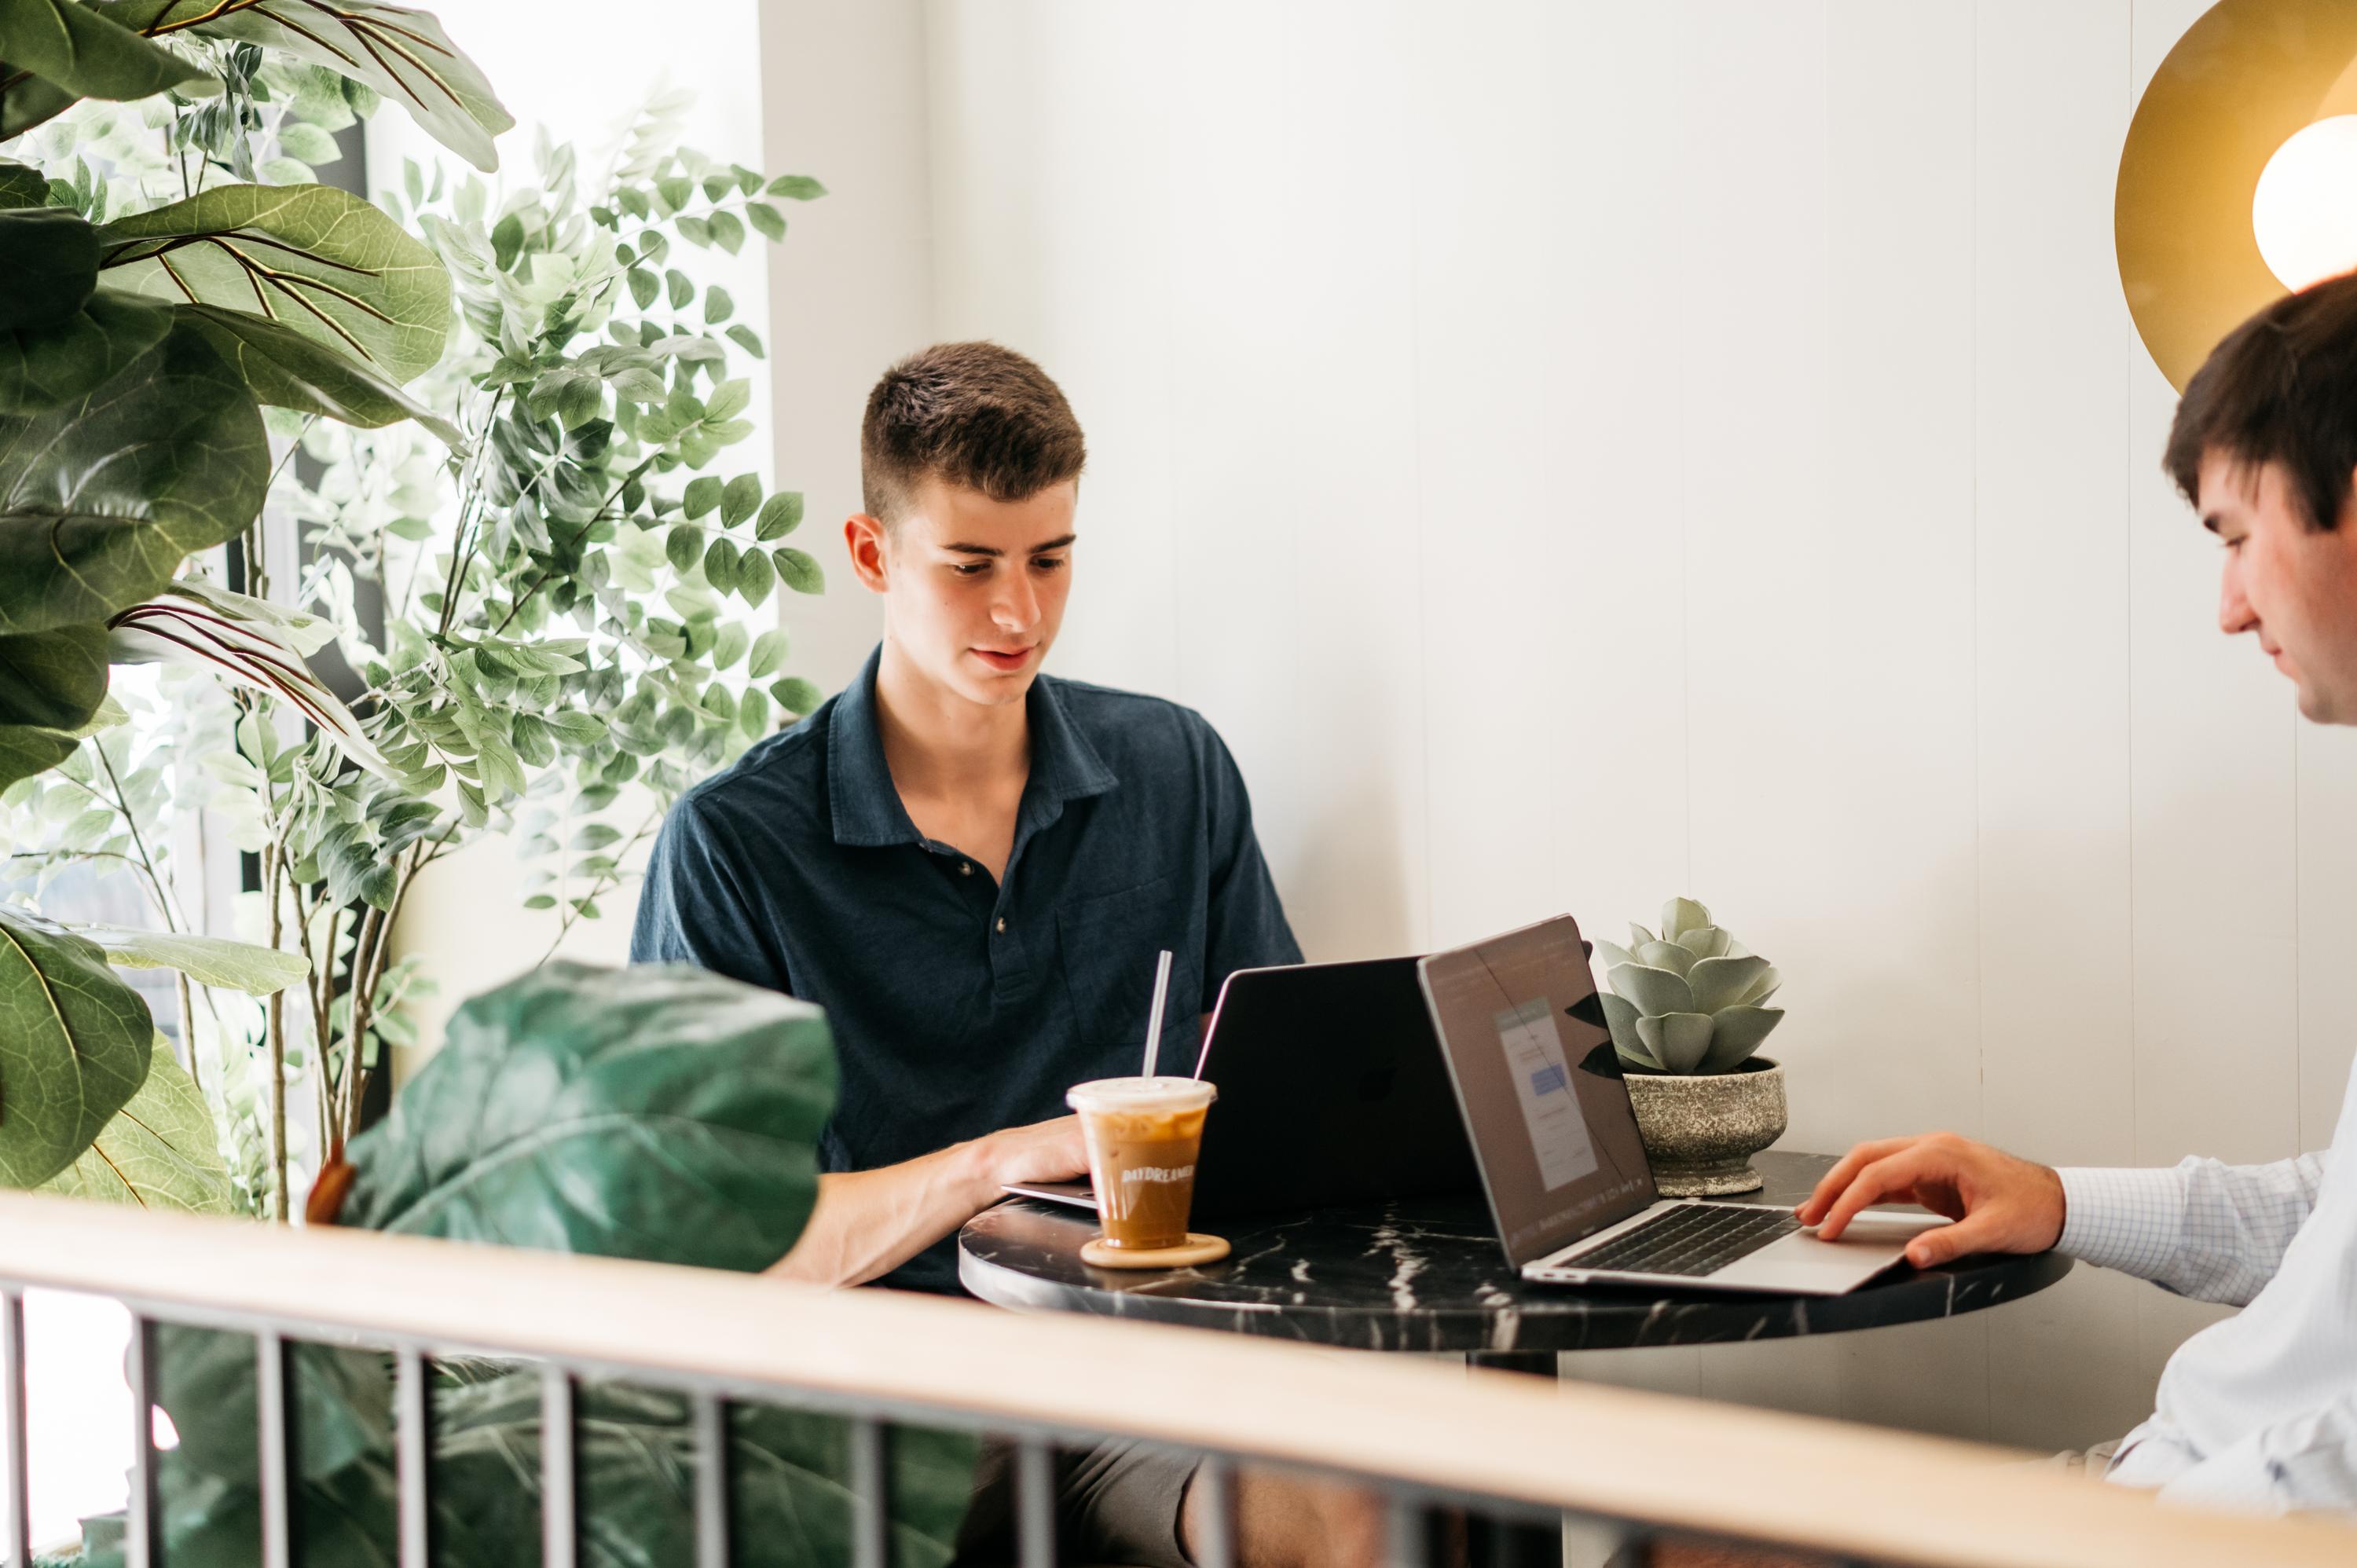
[0,206,96,331]
[1607,962,1694,1018]
[0,718,78,789]
[0,0,214,103]
[341,962,836,1268]
[40,1035,233,1212]
[764,175,827,200]
[746,628,787,680]
[734,546,772,606]
[174,302,464,446]
[276,122,341,167]
[772,547,824,595]
[0,75,75,141]
[626,265,658,309]
[705,376,750,423]
[703,537,741,591]
[753,492,801,540]
[97,181,453,382]
[0,322,269,636]
[0,163,49,209]
[655,175,692,214]
[0,622,104,731]
[174,0,515,172]
[1636,1012,1716,1075]
[568,822,621,852]
[681,474,721,518]
[770,676,821,716]
[1598,992,1657,1070]
[1699,1006,1783,1073]
[544,710,607,746]
[720,471,760,527]
[710,620,748,670]
[665,523,701,573]
[1687,954,1772,1017]
[665,268,692,310]
[0,904,152,1188]
[78,926,308,995]
[725,323,764,358]
[744,201,784,243]
[489,210,524,272]
[706,210,744,254]
[0,289,174,416]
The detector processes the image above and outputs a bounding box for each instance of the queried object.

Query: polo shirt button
[995,917,1006,934]
[961,862,973,876]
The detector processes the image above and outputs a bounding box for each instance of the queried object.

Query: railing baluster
[847,1417,888,1568]
[256,1330,295,1568]
[541,1367,577,1568]
[396,1349,431,1568]
[124,1316,159,1568]
[1386,1490,1431,1568]
[1013,1438,1055,1568]
[2,1291,26,1568]
[693,1391,728,1568]
[1189,1456,1237,1568]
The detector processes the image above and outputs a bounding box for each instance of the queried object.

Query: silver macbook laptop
[1416,914,1945,1295]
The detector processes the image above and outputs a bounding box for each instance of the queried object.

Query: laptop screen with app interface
[1417,915,1655,1267]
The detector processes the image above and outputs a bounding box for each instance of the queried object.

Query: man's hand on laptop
[968,1114,1089,1196]
[1794,1134,2065,1269]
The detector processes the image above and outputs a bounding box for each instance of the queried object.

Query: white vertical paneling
[2297,724,2357,1148]
[1538,4,1692,965]
[1817,0,1988,1441]
[926,2,1183,701]
[1410,0,1565,951]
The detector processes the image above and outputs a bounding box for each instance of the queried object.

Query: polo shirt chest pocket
[1055,870,1200,1061]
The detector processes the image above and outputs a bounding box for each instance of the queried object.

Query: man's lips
[973,647,1034,670]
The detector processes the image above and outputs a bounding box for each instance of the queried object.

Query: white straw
[1141,948,1174,1078]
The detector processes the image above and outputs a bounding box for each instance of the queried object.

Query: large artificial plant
[0,4,831,1221]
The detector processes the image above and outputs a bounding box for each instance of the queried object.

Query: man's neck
[872,636,1030,798]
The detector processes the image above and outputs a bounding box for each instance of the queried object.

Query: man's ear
[845,513,891,594]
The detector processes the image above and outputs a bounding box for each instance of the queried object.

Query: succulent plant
[1595,898,1783,1075]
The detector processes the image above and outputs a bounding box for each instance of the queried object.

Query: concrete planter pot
[1622,1058,1786,1196]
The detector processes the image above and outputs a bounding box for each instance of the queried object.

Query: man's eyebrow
[942,534,1077,558]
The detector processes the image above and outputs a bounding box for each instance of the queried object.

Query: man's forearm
[770,1141,1000,1288]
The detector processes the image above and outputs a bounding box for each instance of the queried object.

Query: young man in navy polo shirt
[634,343,1371,1566]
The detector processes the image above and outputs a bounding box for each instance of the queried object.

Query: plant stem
[538,802,660,965]
[493,454,661,639]
[174,969,198,1094]
[93,744,185,936]
[262,844,288,1223]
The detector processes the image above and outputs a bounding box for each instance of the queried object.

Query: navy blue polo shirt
[629,643,1302,1292]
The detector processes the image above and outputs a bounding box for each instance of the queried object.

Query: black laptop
[1003,955,1483,1218]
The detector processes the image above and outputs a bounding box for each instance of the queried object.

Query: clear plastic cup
[1066,1077,1219,1250]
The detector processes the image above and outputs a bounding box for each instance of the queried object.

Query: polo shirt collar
[828,643,1118,848]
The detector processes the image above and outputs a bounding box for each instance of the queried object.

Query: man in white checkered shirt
[1798,274,2357,1522]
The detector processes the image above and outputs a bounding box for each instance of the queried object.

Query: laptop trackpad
[1723,1211,1948,1293]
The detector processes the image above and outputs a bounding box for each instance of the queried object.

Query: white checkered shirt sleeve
[2057,1153,2329,1307]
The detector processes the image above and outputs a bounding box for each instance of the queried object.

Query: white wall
[900,0,2357,1450]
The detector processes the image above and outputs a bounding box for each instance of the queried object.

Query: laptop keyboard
[1557,1203,1802,1277]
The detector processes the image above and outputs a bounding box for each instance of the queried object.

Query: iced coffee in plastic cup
[1067,1077,1218,1251]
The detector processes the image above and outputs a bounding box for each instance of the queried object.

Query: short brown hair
[2166,272,2357,532]
[860,342,1086,522]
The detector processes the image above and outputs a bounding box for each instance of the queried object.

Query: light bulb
[2253,114,2357,291]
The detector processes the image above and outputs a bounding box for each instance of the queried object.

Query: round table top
[957,1150,2073,1354]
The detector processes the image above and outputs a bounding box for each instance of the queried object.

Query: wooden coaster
[1080,1233,1230,1270]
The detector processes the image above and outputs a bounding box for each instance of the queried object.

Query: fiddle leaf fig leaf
[174,302,464,447]
[0,163,49,209]
[0,290,174,416]
[0,0,214,103]
[156,0,513,171]
[0,205,97,330]
[39,1034,233,1212]
[97,183,452,382]
[0,622,104,731]
[339,962,836,1272]
[0,322,269,636]
[0,719,79,789]
[0,904,152,1188]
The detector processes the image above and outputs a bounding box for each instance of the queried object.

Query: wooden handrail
[0,1191,2347,1568]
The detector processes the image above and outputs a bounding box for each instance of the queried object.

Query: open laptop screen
[1417,915,1655,1266]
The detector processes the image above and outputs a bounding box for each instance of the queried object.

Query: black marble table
[958,1150,2072,1356]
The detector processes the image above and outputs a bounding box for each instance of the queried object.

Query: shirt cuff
[2055,1165,2189,1280]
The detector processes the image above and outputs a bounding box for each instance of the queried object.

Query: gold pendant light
[2117,0,2357,391]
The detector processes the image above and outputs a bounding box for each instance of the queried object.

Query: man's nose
[994,570,1039,630]
[2220,559,2257,636]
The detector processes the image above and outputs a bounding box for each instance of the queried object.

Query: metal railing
[0,1190,2351,1568]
